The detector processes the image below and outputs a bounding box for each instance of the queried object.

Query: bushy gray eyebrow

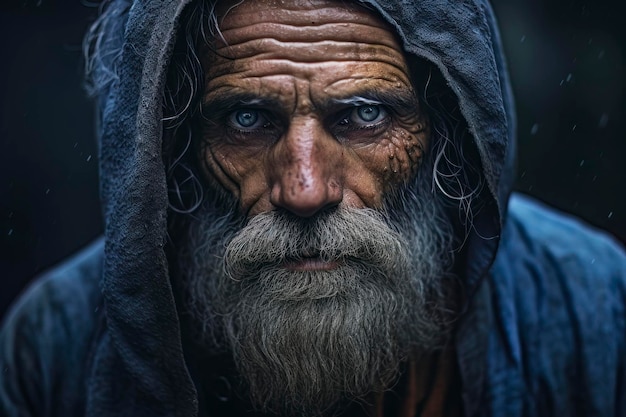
[331,96,384,106]
[201,88,418,120]
[326,90,418,114]
[201,92,283,119]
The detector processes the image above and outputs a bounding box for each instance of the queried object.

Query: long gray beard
[177,182,457,416]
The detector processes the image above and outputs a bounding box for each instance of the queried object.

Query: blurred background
[1,0,624,320]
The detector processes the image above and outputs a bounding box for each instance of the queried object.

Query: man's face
[180,0,455,415]
[199,0,429,220]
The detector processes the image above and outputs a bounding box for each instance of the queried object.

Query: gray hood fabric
[2,0,626,416]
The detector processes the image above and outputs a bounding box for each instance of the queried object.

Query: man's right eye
[228,109,266,130]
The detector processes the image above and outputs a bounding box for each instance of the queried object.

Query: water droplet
[86,155,92,162]
[608,212,613,219]
[598,50,605,59]
[572,125,577,132]
[566,73,573,82]
[530,123,539,135]
[591,258,596,264]
[45,188,50,195]
[599,114,609,128]
[7,229,13,236]
[520,35,526,43]
[579,160,585,167]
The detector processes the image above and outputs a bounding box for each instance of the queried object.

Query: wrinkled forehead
[211,0,402,48]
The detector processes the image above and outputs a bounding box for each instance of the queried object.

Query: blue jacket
[2,0,626,415]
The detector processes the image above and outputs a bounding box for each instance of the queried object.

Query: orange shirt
[369,346,462,417]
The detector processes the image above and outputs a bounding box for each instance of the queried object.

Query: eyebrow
[201,92,284,119]
[326,89,419,113]
[201,87,419,119]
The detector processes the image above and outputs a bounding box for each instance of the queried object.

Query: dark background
[1,0,625,320]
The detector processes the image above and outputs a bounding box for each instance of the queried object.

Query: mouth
[283,255,340,272]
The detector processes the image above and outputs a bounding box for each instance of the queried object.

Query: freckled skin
[199,0,429,217]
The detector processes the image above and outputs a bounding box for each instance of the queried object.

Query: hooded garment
[2,0,626,416]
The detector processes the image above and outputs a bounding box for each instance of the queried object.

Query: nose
[269,117,343,217]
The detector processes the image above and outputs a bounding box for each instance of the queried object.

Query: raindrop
[86,155,92,162]
[559,80,565,86]
[45,188,50,195]
[608,212,614,219]
[7,229,13,236]
[599,114,609,128]
[572,125,577,132]
[579,160,585,167]
[73,142,78,148]
[8,212,13,219]
[520,35,526,43]
[591,258,596,264]
[566,73,573,82]
[598,50,605,59]
[530,123,539,135]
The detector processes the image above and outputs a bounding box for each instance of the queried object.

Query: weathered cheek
[379,123,428,188]
[200,143,268,209]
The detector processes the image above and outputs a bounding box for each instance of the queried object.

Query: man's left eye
[348,105,388,125]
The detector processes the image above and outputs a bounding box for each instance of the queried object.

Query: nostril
[270,179,342,218]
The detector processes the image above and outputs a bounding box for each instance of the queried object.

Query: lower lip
[284,258,339,272]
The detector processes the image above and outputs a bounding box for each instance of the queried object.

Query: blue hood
[88,0,516,414]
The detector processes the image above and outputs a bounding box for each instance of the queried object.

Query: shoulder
[492,192,626,321]
[494,192,626,291]
[0,237,105,416]
[502,192,626,267]
[487,193,626,415]
[493,192,626,328]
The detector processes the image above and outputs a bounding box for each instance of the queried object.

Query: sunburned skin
[199,0,430,220]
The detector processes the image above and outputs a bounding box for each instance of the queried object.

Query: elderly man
[2,0,625,416]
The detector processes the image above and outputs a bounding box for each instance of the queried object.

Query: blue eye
[350,105,387,124]
[233,110,259,128]
[357,106,379,121]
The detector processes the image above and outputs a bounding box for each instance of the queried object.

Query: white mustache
[223,207,408,281]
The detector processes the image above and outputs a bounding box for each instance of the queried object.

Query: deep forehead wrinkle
[217,1,391,30]
[214,0,402,49]
[218,22,401,47]
[214,41,406,66]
